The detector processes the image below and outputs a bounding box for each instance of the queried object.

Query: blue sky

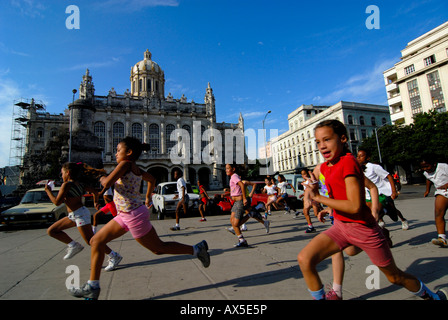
[0,0,447,167]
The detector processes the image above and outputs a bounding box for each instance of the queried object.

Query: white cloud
[316,57,397,105]
[242,111,266,119]
[10,0,46,18]
[61,57,120,72]
[94,0,179,12]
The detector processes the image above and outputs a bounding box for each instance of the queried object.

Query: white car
[1,187,68,226]
[152,182,200,220]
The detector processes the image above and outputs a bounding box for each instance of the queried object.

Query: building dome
[130,49,165,98]
[132,49,163,74]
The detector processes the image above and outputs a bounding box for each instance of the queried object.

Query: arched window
[94,121,106,150]
[149,124,159,154]
[166,124,176,153]
[131,123,142,141]
[348,115,353,125]
[182,125,192,155]
[112,122,124,152]
[360,116,365,125]
[371,117,376,126]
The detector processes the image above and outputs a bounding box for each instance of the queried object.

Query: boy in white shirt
[171,169,189,231]
[421,159,448,248]
[357,149,409,230]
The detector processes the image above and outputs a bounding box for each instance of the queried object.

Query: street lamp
[262,110,271,175]
[69,89,77,162]
[374,121,391,166]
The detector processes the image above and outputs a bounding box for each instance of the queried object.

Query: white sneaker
[63,242,84,260]
[241,224,247,231]
[401,220,409,230]
[105,252,123,271]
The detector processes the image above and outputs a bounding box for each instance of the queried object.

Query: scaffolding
[9,98,45,166]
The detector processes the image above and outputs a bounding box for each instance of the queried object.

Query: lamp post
[262,110,271,175]
[374,122,390,166]
[69,89,77,162]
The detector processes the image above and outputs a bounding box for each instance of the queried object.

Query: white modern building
[383,21,448,125]
[271,101,391,173]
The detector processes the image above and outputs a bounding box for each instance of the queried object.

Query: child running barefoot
[421,159,448,248]
[297,119,446,300]
[46,162,121,270]
[68,137,210,300]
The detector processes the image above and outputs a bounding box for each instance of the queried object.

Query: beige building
[384,21,448,125]
[271,101,391,173]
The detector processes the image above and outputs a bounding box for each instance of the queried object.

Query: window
[361,129,367,139]
[427,70,446,112]
[112,122,125,153]
[359,116,365,125]
[371,117,376,126]
[147,79,152,92]
[166,124,176,153]
[131,123,142,142]
[348,115,353,125]
[424,55,436,67]
[405,65,415,75]
[182,125,192,154]
[94,121,106,150]
[349,129,356,141]
[149,124,159,153]
[407,79,422,115]
[36,127,44,140]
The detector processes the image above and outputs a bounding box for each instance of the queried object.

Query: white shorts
[68,206,91,227]
[435,189,448,199]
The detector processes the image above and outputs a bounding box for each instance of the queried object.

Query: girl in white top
[263,177,278,217]
[421,159,448,248]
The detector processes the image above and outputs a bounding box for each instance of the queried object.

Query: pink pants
[113,205,153,239]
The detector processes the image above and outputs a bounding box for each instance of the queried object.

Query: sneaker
[436,289,448,300]
[194,240,210,268]
[170,225,180,231]
[63,242,84,260]
[241,224,248,231]
[234,240,248,248]
[199,218,207,222]
[226,227,236,235]
[378,220,385,228]
[431,237,448,248]
[305,226,316,233]
[105,252,123,272]
[401,220,409,230]
[325,288,342,300]
[68,283,100,300]
[264,220,270,233]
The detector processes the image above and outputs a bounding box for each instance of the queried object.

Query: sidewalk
[0,191,447,301]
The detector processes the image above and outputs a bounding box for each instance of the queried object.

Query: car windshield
[20,191,51,204]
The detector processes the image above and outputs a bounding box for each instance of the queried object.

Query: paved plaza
[0,185,447,304]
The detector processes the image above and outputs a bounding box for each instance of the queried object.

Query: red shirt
[100,201,118,217]
[320,153,375,225]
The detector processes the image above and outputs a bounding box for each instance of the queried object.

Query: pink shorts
[113,205,153,239]
[323,219,393,267]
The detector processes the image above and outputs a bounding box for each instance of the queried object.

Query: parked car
[152,182,200,220]
[209,192,233,214]
[250,181,302,211]
[0,187,68,226]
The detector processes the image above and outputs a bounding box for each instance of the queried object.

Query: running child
[170,168,189,231]
[262,177,278,218]
[227,164,249,247]
[357,148,409,230]
[297,119,446,300]
[421,159,448,248]
[300,168,323,233]
[198,179,210,222]
[68,137,210,300]
[45,162,122,272]
[276,174,296,214]
[92,187,117,234]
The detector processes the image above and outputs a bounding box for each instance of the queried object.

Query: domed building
[22,50,245,189]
